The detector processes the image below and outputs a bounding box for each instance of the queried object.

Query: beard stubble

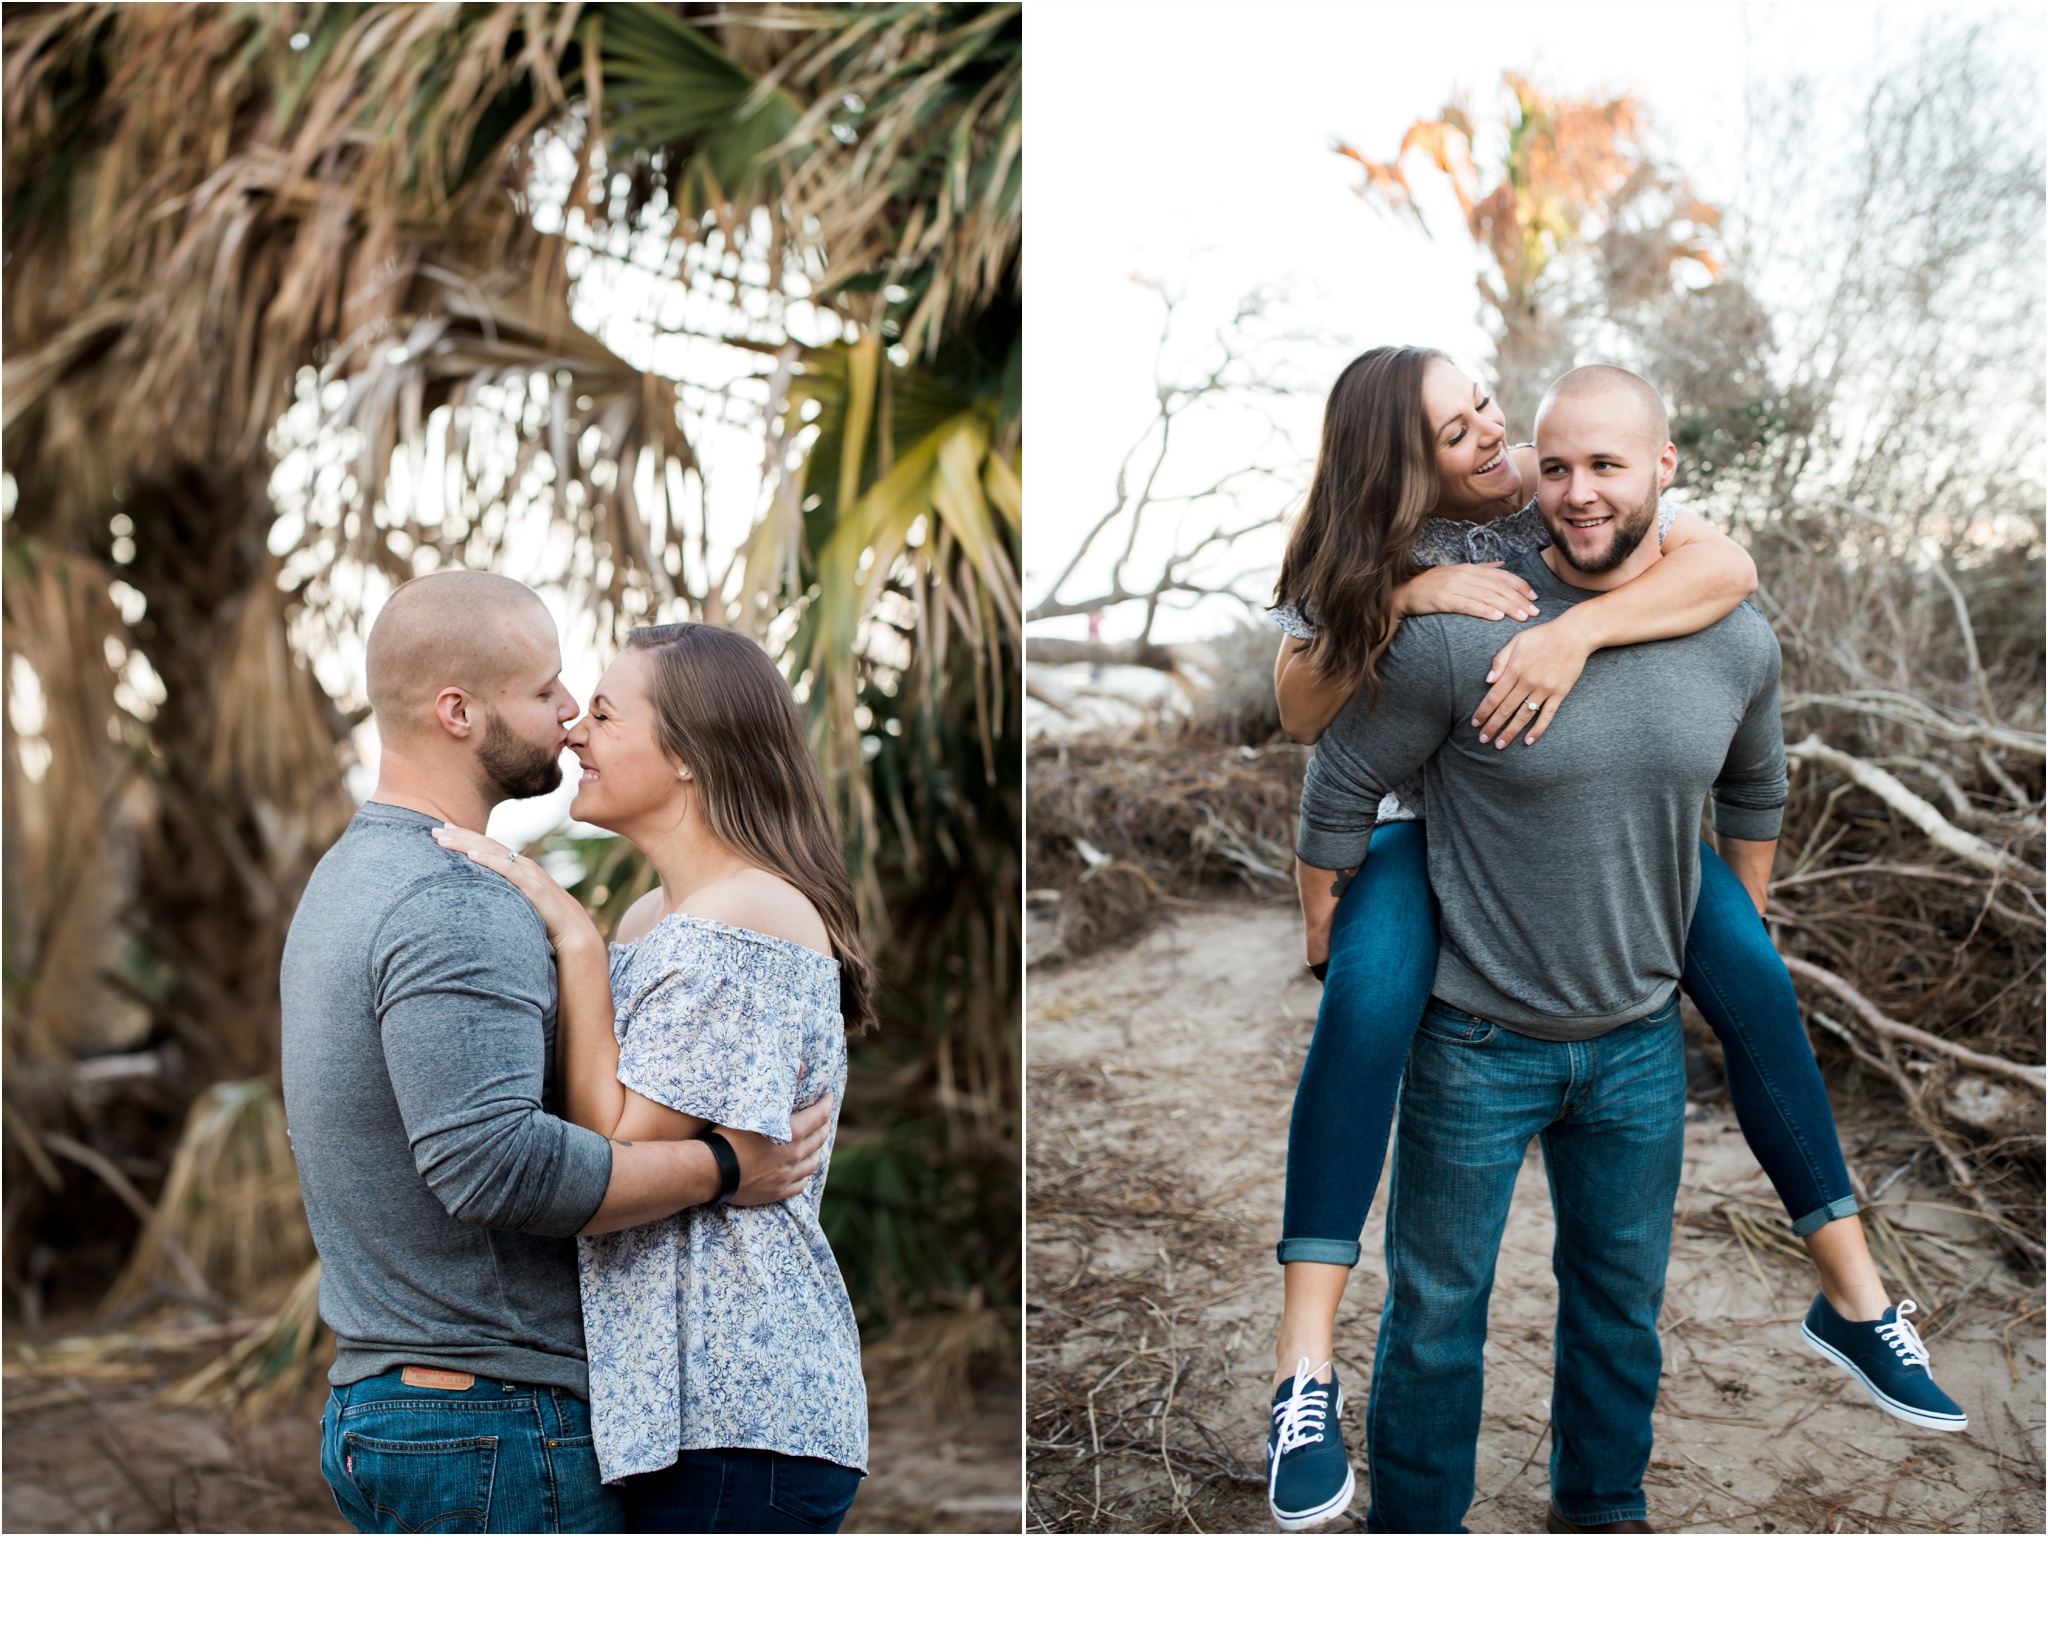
[477,708,565,802]
[1543,484,1662,575]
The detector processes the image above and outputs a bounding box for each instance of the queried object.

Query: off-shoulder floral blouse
[1272,485,1676,823]
[576,914,867,1483]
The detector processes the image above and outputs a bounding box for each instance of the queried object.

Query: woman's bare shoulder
[1510,443,1540,504]
[682,869,832,956]
[614,886,667,945]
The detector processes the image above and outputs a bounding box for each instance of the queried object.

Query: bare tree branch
[1783,695,2045,759]
[1785,736,2039,880]
[1815,496,2006,726]
[1782,955,2045,1090]
[1026,283,1311,648]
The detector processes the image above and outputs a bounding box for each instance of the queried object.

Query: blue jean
[1279,820,1439,1266]
[619,1448,863,1533]
[1365,996,1688,1533]
[320,1370,623,1533]
[1277,831,1857,1264]
[1681,842,1859,1236]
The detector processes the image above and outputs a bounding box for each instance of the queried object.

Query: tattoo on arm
[1331,866,1359,900]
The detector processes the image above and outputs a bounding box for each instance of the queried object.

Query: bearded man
[1293,367,1789,1533]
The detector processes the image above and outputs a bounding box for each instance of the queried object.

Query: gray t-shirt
[281,802,614,1393]
[1271,485,1677,822]
[1297,549,1786,1041]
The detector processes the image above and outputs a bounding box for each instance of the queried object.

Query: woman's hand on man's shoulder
[683,870,833,956]
[428,824,601,955]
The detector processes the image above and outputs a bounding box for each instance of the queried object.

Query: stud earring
[678,767,692,781]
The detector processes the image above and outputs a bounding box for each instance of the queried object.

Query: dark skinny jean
[619,1448,863,1533]
[1277,819,1859,1267]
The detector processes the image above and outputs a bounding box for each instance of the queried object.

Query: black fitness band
[699,1129,742,1204]
[1309,960,1329,983]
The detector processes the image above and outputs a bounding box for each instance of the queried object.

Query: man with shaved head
[362,570,573,806]
[1532,364,1672,576]
[281,571,831,1533]
[1295,366,1790,1533]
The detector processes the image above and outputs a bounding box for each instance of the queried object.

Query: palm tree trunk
[118,465,353,1081]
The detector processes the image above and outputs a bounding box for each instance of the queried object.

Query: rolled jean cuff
[1789,1194,1860,1238]
[1276,1236,1361,1267]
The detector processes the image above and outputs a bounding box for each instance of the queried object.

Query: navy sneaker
[1266,1357,1355,1530]
[1800,1294,1968,1432]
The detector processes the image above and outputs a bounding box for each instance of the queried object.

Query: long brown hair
[1271,346,1445,702]
[625,622,878,1036]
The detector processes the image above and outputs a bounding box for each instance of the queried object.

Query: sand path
[1026,903,2044,1533]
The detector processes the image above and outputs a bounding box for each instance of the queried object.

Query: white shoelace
[1876,1300,1932,1371]
[1270,1356,1333,1479]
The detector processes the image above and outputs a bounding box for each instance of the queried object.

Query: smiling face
[565,646,691,834]
[1533,385,1677,582]
[1419,357,1521,520]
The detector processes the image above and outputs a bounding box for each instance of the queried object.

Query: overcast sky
[1024,0,2042,669]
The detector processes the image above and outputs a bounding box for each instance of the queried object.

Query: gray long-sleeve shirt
[1297,548,1787,1041]
[281,802,614,1393]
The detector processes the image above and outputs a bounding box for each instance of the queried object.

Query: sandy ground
[1025,902,2045,1534]
[1,1349,1018,1534]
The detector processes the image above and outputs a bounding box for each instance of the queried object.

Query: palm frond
[590,1,801,211]
[772,2,1022,354]
[586,3,1020,357]
[299,260,696,626]
[0,542,133,1067]
[773,337,1019,921]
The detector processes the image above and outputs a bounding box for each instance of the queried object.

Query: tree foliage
[2,3,1020,1337]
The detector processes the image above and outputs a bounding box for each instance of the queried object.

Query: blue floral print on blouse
[1272,486,1677,822]
[577,914,867,1483]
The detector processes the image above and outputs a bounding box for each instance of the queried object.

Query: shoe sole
[1268,1382,1354,1532]
[1799,1323,1968,1432]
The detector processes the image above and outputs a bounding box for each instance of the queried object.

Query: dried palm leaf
[101,1080,314,1316]
[161,1256,328,1419]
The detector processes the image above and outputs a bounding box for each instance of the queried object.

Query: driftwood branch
[1814,496,2005,728]
[1776,862,1984,891]
[1772,861,2045,930]
[1785,736,2040,882]
[1783,693,2045,760]
[1839,1037,2043,1266]
[1027,638,1180,672]
[1975,747,2043,830]
[1875,756,1980,825]
[1781,955,2045,1090]
[1924,558,2001,726]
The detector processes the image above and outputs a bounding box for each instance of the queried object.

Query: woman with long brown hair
[1259,348,1961,1533]
[433,620,874,1533]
